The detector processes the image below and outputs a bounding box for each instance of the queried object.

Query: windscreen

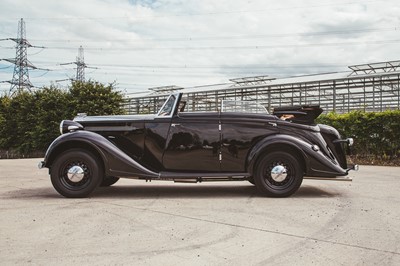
[158,95,176,116]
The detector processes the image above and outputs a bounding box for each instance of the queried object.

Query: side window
[158,95,176,116]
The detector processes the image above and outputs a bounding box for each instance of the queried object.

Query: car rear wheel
[50,149,103,198]
[254,151,303,197]
[100,176,120,187]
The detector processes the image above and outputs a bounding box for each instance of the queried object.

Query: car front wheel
[254,151,303,197]
[50,149,103,198]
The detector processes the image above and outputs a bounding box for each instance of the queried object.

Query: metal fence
[122,60,400,114]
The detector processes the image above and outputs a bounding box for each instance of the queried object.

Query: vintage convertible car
[39,93,358,198]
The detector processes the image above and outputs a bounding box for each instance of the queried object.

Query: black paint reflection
[163,116,220,172]
[220,116,279,172]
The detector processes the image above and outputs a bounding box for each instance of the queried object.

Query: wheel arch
[247,139,308,176]
[43,131,159,179]
[45,140,107,173]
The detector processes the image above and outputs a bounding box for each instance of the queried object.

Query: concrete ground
[0,159,399,266]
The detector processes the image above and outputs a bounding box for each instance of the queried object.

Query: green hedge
[317,110,400,160]
[0,81,124,157]
[1,84,399,163]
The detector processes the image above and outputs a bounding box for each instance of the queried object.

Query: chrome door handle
[171,123,181,127]
[268,122,277,127]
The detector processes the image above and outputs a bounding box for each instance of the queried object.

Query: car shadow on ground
[95,185,257,199]
[293,185,343,198]
[1,184,343,200]
[94,184,342,199]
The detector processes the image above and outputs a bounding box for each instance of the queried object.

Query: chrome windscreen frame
[156,93,180,118]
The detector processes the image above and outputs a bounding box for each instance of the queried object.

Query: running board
[158,172,250,183]
[160,172,250,179]
[304,176,353,182]
[174,177,248,183]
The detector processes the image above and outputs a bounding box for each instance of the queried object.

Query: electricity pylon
[60,46,97,82]
[2,18,37,95]
[75,45,86,81]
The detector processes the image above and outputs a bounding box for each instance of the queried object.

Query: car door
[220,113,279,172]
[162,112,221,172]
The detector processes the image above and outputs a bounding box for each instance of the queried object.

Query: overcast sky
[0,0,399,94]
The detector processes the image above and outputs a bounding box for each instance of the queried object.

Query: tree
[0,80,125,156]
[69,80,125,116]
[0,95,12,149]
[31,86,72,151]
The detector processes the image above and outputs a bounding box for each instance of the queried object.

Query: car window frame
[156,93,181,118]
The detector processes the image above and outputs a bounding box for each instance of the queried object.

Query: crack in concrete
[96,200,400,256]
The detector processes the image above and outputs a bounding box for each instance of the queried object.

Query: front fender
[43,131,158,178]
[247,134,348,177]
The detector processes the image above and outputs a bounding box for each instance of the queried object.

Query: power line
[1,26,397,54]
[100,63,345,68]
[2,38,396,51]
[28,60,350,70]
[24,27,398,43]
[21,38,399,51]
[0,13,397,91]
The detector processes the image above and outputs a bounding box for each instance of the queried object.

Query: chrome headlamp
[59,120,84,135]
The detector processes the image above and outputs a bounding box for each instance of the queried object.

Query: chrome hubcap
[271,165,287,182]
[67,165,85,182]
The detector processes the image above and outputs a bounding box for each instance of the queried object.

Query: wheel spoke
[254,151,303,197]
[50,149,103,198]
[60,160,92,190]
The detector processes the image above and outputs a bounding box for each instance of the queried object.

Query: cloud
[0,0,399,94]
